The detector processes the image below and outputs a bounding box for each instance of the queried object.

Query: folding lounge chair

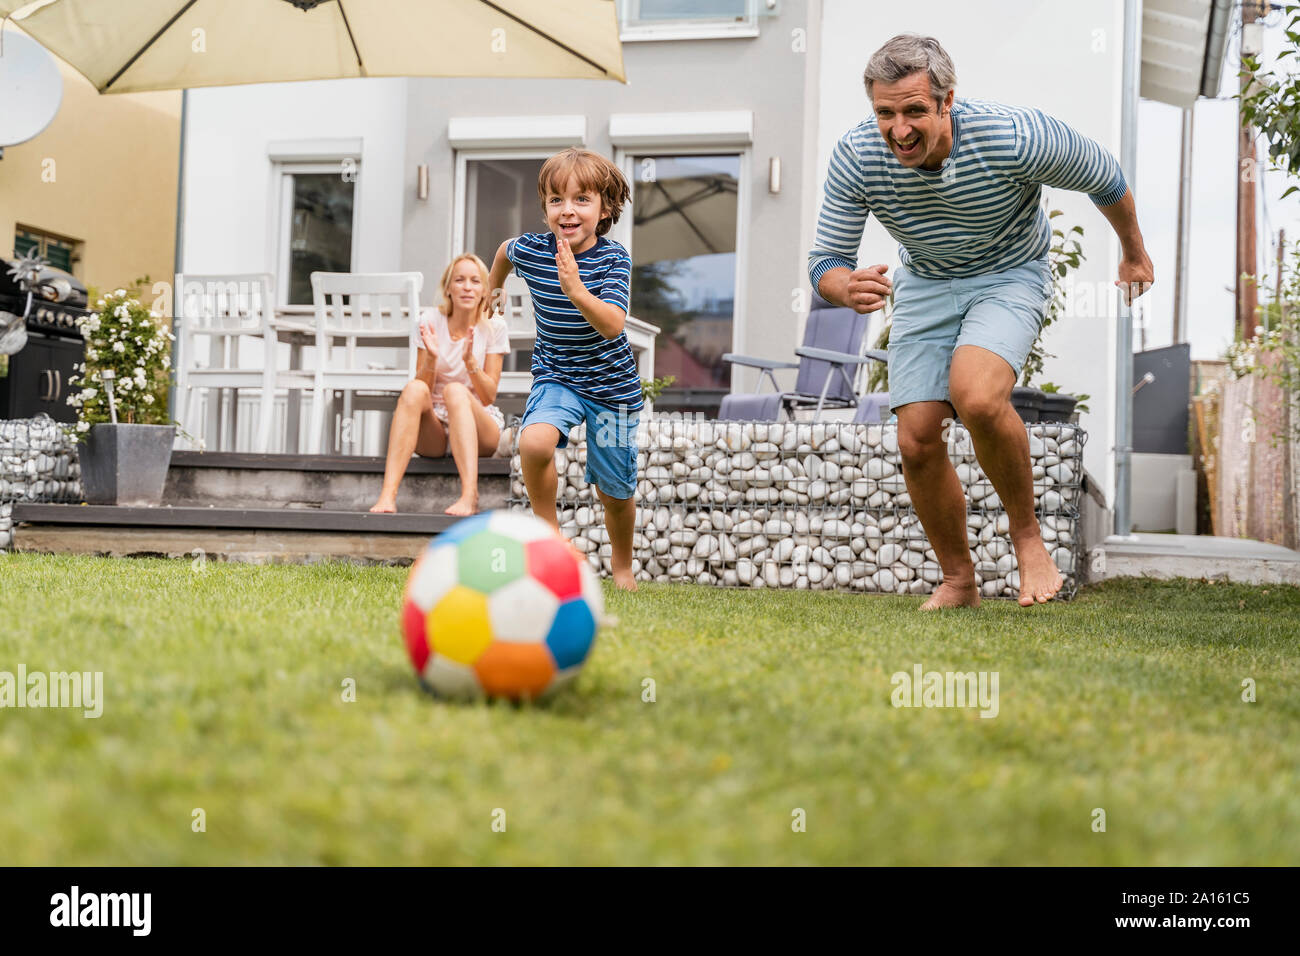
[717,291,887,420]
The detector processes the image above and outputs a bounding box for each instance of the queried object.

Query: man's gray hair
[863,34,956,106]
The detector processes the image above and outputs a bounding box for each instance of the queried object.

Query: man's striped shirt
[807,98,1128,286]
[507,231,643,411]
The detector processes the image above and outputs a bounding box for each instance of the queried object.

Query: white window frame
[451,149,556,260]
[611,145,750,392]
[618,0,762,41]
[270,159,362,307]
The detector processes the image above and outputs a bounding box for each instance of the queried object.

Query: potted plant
[1016,210,1091,422]
[1037,381,1091,423]
[64,283,179,506]
[640,374,675,416]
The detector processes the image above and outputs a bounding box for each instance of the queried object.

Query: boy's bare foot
[369,498,396,514]
[444,495,478,517]
[1013,536,1064,606]
[919,575,980,610]
[612,568,638,592]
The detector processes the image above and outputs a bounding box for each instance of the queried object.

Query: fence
[509,418,1088,599]
[1212,349,1299,549]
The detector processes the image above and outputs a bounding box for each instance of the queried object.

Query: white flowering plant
[64,287,174,437]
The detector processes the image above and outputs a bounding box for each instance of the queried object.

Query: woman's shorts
[431,397,505,433]
[887,255,1053,412]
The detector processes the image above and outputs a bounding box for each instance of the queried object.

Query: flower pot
[1010,386,1044,423]
[1038,392,1078,422]
[78,423,176,506]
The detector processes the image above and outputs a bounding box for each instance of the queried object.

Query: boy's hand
[555,237,583,300]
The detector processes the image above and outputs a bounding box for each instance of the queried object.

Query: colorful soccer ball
[401,510,604,700]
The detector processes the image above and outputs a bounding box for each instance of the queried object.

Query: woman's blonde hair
[438,253,492,332]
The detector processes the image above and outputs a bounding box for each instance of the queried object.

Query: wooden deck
[10,452,513,564]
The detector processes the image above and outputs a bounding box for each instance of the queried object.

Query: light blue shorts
[887,255,1053,412]
[522,380,640,500]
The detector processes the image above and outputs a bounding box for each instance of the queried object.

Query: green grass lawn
[0,552,1297,865]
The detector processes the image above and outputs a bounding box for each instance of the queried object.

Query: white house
[178,0,1216,524]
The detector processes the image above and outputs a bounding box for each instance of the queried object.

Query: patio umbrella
[0,0,625,92]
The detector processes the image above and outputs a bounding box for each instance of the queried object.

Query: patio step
[9,502,465,564]
[1097,533,1300,586]
[164,451,512,513]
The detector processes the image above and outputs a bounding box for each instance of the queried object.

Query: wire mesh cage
[508,417,1088,600]
[0,414,82,553]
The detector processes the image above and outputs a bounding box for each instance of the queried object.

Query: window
[619,0,759,40]
[459,156,546,266]
[276,163,358,305]
[455,153,548,372]
[626,153,741,412]
[14,226,80,275]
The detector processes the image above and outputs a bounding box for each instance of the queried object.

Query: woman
[370,254,509,516]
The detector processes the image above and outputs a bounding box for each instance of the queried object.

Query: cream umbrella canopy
[0,0,625,92]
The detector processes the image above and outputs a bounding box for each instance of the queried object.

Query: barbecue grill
[0,252,88,422]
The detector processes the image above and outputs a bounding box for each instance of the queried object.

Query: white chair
[173,273,280,453]
[501,272,536,342]
[306,271,423,456]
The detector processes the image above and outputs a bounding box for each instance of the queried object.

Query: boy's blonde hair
[438,254,492,333]
[537,148,631,237]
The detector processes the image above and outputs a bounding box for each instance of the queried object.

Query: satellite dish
[0,27,63,148]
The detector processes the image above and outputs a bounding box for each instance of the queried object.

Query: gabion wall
[0,416,82,553]
[509,419,1087,599]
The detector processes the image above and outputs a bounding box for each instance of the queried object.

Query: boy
[488,148,642,591]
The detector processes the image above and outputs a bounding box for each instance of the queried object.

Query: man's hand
[847,264,892,313]
[555,237,583,300]
[819,264,892,314]
[1115,252,1154,306]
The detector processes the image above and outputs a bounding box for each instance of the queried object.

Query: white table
[271,306,660,452]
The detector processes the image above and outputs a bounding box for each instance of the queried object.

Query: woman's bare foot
[444,495,478,517]
[369,498,397,514]
[612,568,638,592]
[919,575,981,610]
[1013,536,1064,606]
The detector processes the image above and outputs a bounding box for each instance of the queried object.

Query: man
[808,34,1153,610]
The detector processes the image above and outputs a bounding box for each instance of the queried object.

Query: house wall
[181,76,409,279]
[816,0,1127,504]
[399,1,821,394]
[178,4,821,405]
[0,36,180,297]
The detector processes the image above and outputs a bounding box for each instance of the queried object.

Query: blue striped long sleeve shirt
[807,98,1128,286]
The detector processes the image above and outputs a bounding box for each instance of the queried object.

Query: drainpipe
[1112,0,1141,539]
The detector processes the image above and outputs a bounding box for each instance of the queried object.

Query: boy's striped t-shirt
[807,98,1129,285]
[507,231,643,411]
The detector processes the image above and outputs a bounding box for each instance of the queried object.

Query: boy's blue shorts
[522,380,640,500]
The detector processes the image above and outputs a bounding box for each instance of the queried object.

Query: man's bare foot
[369,498,396,514]
[444,495,478,517]
[919,576,981,610]
[1013,536,1064,606]
[612,568,638,592]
